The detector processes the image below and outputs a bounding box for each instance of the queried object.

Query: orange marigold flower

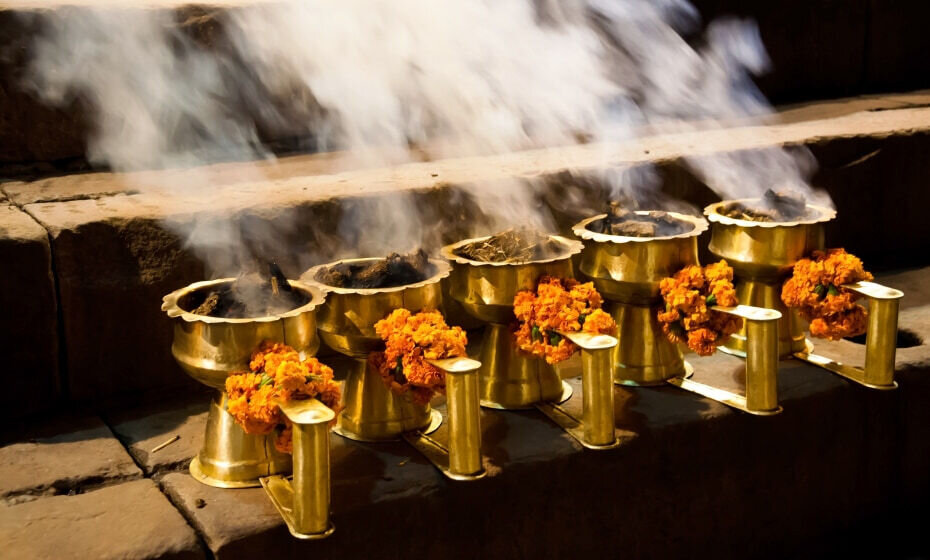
[687,328,718,357]
[225,341,341,452]
[372,309,466,403]
[513,276,616,364]
[658,260,739,355]
[781,249,872,340]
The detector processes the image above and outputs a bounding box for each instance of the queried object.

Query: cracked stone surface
[0,479,204,560]
[107,397,209,476]
[0,415,142,503]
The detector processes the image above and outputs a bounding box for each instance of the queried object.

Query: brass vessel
[704,200,835,358]
[705,200,904,390]
[442,235,582,408]
[443,235,621,449]
[572,212,707,385]
[162,278,324,488]
[303,258,486,480]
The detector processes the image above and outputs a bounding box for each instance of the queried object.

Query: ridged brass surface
[336,358,435,440]
[441,235,582,323]
[303,258,450,358]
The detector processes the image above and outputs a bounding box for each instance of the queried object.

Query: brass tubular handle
[843,281,904,387]
[714,305,782,413]
[428,357,484,476]
[277,398,336,537]
[558,332,619,447]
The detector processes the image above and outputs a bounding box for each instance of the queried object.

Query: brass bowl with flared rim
[301,258,451,359]
[440,235,583,324]
[704,200,836,279]
[571,212,706,385]
[162,278,325,389]
[572,211,708,305]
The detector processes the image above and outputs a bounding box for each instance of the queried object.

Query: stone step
[0,479,204,560]
[1,1,929,167]
[2,91,930,417]
[0,414,142,504]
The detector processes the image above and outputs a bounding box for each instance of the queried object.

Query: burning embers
[314,250,435,288]
[719,189,809,222]
[588,202,695,237]
[191,263,310,318]
[454,229,564,263]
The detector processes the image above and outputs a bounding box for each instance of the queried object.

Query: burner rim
[301,257,451,295]
[704,199,836,228]
[161,278,326,324]
[441,233,582,267]
[572,210,708,244]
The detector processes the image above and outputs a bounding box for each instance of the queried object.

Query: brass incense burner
[704,200,835,358]
[163,278,335,539]
[705,200,904,390]
[442,235,621,450]
[573,213,784,415]
[302,258,486,480]
[573,211,707,385]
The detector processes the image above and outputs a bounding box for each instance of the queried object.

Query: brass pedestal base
[720,278,808,360]
[608,302,691,386]
[191,392,292,489]
[791,280,904,391]
[478,323,568,410]
[534,381,619,449]
[335,358,439,441]
[333,357,490,481]
[668,364,784,416]
[262,474,337,540]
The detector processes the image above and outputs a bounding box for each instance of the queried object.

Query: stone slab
[106,397,209,476]
[0,204,59,421]
[0,414,142,503]
[3,90,929,206]
[0,479,204,560]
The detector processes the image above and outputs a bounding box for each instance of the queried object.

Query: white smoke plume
[23,0,826,276]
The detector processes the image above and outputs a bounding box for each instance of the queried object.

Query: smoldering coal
[720,189,810,222]
[315,250,434,289]
[589,202,694,237]
[190,263,309,318]
[455,229,564,263]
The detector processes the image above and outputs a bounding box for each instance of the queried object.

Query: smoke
[23,0,825,277]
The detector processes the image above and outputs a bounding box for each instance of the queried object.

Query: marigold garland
[657,260,741,356]
[225,341,342,453]
[513,276,617,364]
[370,309,468,405]
[781,248,873,340]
